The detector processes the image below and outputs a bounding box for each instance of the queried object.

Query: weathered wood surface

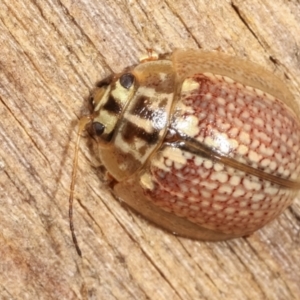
[0,0,300,299]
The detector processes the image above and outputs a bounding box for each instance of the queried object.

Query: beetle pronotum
[70,49,300,256]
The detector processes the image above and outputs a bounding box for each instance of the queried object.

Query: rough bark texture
[1,1,300,299]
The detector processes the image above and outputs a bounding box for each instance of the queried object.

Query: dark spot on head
[139,144,148,156]
[104,129,115,142]
[159,97,168,107]
[120,73,135,89]
[145,73,175,94]
[92,122,105,136]
[96,75,113,88]
[122,121,159,144]
[131,96,152,119]
[103,95,122,114]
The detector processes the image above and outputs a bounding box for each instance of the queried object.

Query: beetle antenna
[69,115,92,257]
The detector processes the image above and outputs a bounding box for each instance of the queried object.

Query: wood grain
[0,0,300,299]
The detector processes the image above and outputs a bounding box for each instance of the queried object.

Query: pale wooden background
[0,0,300,299]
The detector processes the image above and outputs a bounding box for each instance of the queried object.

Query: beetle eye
[120,73,135,89]
[92,122,105,136]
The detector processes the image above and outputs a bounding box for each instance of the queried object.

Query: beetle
[70,49,300,256]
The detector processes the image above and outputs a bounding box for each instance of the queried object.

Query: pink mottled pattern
[143,74,300,235]
[181,74,300,179]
